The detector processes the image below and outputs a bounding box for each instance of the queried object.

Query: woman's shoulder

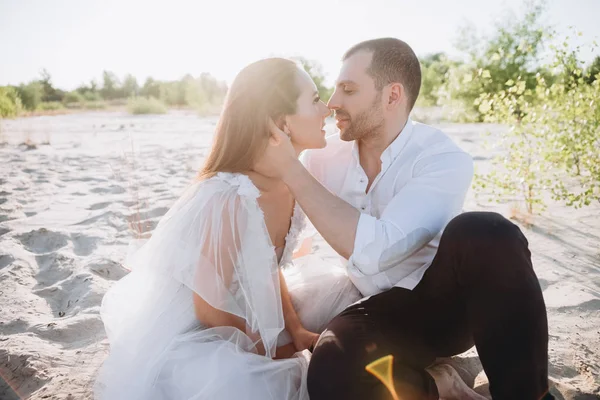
[197,172,261,201]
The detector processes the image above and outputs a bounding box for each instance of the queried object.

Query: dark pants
[307,212,551,400]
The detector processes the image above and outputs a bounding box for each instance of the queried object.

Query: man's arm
[284,151,473,276]
[283,160,360,260]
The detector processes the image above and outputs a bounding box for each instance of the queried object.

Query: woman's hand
[292,327,320,352]
[252,119,298,179]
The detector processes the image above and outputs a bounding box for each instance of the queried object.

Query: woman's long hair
[199,58,301,179]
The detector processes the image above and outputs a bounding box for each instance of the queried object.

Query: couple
[95,38,552,400]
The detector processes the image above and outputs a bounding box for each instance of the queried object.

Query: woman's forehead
[296,68,318,93]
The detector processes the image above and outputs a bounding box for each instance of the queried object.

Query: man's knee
[307,314,369,399]
[307,338,353,399]
[444,211,525,244]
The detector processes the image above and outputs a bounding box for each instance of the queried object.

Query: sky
[1,0,599,90]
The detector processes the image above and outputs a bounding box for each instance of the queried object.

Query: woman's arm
[278,269,319,355]
[194,274,316,359]
[278,269,303,334]
[193,294,269,355]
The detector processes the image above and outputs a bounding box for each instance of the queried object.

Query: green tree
[101,70,122,100]
[140,77,160,99]
[122,74,139,98]
[439,0,549,121]
[417,52,457,107]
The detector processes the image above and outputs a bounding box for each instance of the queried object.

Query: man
[263,38,551,400]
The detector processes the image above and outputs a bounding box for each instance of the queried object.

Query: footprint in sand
[139,206,169,220]
[0,254,15,269]
[33,253,75,288]
[90,185,125,195]
[85,258,129,281]
[32,273,102,318]
[0,351,47,397]
[88,201,111,210]
[15,229,69,254]
[0,318,29,335]
[70,233,100,257]
[29,315,105,345]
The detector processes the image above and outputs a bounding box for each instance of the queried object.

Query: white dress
[94,172,362,400]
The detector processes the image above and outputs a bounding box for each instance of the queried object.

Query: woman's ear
[282,116,292,137]
[274,115,286,131]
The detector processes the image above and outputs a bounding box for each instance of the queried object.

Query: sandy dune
[0,111,598,399]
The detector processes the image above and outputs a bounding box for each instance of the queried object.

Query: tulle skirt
[95,255,362,400]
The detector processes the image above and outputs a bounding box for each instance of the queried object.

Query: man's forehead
[337,50,373,84]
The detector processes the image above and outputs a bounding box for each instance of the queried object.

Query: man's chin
[339,129,355,142]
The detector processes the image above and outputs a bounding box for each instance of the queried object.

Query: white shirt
[301,118,473,297]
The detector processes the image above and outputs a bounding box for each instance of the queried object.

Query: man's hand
[252,119,298,178]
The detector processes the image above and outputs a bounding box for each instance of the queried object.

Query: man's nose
[327,92,340,110]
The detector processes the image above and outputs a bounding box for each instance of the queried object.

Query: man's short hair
[343,38,421,111]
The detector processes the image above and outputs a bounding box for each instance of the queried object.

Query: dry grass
[18,130,38,150]
[110,135,153,239]
[507,203,535,227]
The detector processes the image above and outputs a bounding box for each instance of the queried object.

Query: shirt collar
[351,117,414,168]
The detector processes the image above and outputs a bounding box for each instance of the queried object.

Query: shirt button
[359,178,365,183]
[361,206,366,210]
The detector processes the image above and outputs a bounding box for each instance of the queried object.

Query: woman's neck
[246,144,304,194]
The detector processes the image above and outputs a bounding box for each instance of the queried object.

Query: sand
[0,111,598,399]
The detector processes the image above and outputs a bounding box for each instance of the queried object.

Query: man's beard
[338,93,384,142]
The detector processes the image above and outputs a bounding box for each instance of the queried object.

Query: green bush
[474,36,600,212]
[83,91,102,102]
[17,82,44,110]
[37,101,65,111]
[0,86,23,117]
[127,97,167,114]
[63,91,85,104]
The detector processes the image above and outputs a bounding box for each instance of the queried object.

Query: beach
[0,111,598,399]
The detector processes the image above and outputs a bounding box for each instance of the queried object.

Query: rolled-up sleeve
[348,151,473,277]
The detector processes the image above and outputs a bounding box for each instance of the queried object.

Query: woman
[94,58,362,400]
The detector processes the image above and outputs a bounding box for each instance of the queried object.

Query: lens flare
[365,354,399,400]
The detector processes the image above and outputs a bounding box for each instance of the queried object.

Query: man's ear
[387,83,404,109]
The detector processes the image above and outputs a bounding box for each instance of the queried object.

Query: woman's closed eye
[313,95,321,104]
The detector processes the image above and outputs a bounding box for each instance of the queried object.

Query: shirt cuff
[348,213,381,276]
